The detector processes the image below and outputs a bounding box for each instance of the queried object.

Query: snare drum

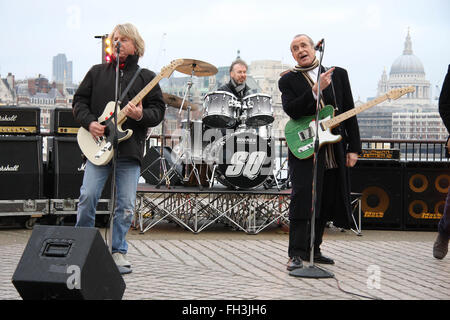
[203,91,238,128]
[206,131,274,190]
[243,94,274,127]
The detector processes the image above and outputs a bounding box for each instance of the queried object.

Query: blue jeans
[76,157,140,254]
[439,188,450,238]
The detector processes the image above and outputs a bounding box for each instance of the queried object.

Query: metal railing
[146,135,449,165]
[360,138,449,162]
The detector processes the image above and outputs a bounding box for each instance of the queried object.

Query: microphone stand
[107,43,131,274]
[290,40,334,279]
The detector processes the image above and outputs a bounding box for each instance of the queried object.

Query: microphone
[314,38,324,51]
[115,41,121,55]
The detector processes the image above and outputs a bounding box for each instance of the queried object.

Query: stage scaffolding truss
[134,185,291,234]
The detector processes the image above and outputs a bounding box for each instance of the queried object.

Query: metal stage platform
[135,184,291,234]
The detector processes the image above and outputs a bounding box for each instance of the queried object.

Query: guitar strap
[300,67,338,169]
[118,67,142,106]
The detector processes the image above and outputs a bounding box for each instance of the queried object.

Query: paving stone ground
[1,224,449,301]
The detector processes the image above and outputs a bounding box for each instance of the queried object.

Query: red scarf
[110,54,125,70]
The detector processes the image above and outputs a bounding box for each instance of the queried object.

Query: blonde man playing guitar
[73,23,165,273]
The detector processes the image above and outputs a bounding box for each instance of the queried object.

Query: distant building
[52,53,73,86]
[15,74,77,133]
[0,73,16,105]
[358,29,443,139]
[392,112,447,140]
[248,60,291,106]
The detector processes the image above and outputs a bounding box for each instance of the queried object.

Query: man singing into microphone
[73,23,165,273]
[278,34,361,271]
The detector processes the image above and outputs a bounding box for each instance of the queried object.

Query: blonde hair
[108,23,145,57]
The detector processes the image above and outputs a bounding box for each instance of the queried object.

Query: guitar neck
[117,73,163,124]
[324,93,389,129]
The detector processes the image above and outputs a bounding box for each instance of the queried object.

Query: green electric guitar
[285,86,415,160]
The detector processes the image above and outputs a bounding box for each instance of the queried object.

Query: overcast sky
[1,0,449,102]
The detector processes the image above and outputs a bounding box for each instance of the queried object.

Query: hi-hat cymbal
[176,59,218,77]
[162,93,200,111]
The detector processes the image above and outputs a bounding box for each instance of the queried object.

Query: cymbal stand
[157,68,203,189]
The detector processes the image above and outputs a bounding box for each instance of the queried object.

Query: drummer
[218,59,251,99]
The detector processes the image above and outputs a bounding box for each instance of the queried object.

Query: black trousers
[288,168,339,258]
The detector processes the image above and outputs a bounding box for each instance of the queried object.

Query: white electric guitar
[77,59,184,166]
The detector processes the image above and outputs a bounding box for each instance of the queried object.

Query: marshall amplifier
[0,106,40,135]
[0,135,44,199]
[51,107,79,135]
[46,136,111,200]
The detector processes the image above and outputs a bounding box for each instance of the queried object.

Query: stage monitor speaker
[47,137,111,199]
[403,161,449,230]
[141,146,182,185]
[350,160,403,229]
[0,136,43,200]
[12,225,125,300]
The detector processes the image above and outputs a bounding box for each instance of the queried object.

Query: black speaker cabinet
[12,225,125,300]
[47,137,111,199]
[141,146,182,185]
[403,162,449,230]
[0,136,43,200]
[350,160,403,229]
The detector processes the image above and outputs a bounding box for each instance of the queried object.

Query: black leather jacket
[73,55,165,165]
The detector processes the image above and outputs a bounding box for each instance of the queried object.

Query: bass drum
[205,131,273,190]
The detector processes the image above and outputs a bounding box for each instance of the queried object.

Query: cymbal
[176,59,218,77]
[162,93,200,111]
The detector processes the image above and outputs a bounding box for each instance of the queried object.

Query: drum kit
[151,59,277,190]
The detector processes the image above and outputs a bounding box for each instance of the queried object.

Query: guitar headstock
[386,86,415,100]
[160,59,185,78]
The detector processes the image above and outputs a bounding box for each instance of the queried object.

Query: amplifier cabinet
[403,161,449,230]
[47,137,111,200]
[0,136,44,200]
[350,160,403,229]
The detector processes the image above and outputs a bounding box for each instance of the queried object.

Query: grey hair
[229,59,248,73]
[292,34,314,47]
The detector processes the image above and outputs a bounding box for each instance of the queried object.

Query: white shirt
[308,66,320,100]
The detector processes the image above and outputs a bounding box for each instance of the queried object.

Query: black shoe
[286,256,303,271]
[313,253,335,265]
[301,253,335,265]
[433,233,449,259]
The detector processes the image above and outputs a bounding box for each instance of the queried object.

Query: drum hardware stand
[264,157,290,190]
[289,38,334,279]
[157,67,203,189]
[144,105,176,188]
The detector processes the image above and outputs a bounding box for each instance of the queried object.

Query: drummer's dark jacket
[217,81,251,99]
[72,55,165,166]
[278,66,361,228]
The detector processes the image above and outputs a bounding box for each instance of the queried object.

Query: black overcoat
[278,66,361,228]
